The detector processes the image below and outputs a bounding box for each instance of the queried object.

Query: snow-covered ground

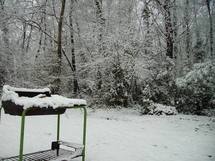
[0,108,215,161]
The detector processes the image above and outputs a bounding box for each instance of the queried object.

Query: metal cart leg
[19,110,27,161]
[57,114,60,141]
[82,106,87,161]
[17,106,87,161]
[57,114,60,156]
[0,107,3,122]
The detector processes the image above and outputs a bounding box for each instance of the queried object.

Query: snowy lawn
[0,108,215,161]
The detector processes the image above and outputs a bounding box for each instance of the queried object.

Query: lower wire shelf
[1,148,82,161]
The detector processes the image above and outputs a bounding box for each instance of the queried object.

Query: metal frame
[0,105,87,161]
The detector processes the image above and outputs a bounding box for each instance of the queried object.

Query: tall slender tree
[54,0,66,93]
[184,0,192,72]
[69,0,79,95]
[163,0,173,59]
[205,0,214,57]
[95,0,105,54]
[0,0,14,85]
[154,0,174,59]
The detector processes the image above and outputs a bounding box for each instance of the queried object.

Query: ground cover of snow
[0,108,215,161]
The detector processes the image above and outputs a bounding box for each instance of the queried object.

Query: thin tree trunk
[172,0,178,60]
[172,0,180,76]
[37,0,47,53]
[95,0,105,90]
[69,0,79,95]
[43,0,48,51]
[55,0,66,94]
[95,0,105,54]
[163,0,173,59]
[194,0,200,44]
[37,20,43,53]
[172,0,183,78]
[206,0,213,57]
[0,0,14,84]
[193,0,204,63]
[142,0,152,55]
[26,24,33,52]
[22,22,27,50]
[184,0,192,71]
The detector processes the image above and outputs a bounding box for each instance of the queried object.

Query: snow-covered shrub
[193,38,205,64]
[139,99,153,114]
[140,103,178,115]
[176,60,215,114]
[90,41,139,107]
[102,55,130,107]
[142,57,176,105]
[201,109,215,117]
[210,99,215,108]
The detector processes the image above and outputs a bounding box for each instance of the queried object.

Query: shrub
[140,101,178,115]
[142,58,176,106]
[176,60,215,114]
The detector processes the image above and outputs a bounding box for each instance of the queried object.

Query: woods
[0,0,214,114]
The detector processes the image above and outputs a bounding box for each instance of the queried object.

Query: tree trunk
[26,24,33,52]
[184,0,192,72]
[172,0,181,76]
[172,0,178,60]
[37,18,43,54]
[142,0,152,55]
[43,0,48,51]
[55,0,66,94]
[94,0,105,91]
[193,0,204,64]
[163,0,173,59]
[206,0,213,57]
[22,22,27,50]
[0,0,14,85]
[69,0,79,95]
[37,0,47,53]
[95,0,105,54]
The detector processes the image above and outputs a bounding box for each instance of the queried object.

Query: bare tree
[69,0,79,95]
[95,0,105,54]
[154,0,174,58]
[163,0,173,59]
[205,0,214,57]
[54,0,66,93]
[0,0,14,85]
[142,0,152,55]
[183,0,192,72]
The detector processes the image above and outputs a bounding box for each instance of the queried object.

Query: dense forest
[0,0,214,115]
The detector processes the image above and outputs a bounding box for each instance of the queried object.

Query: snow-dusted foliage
[141,103,177,115]
[176,60,215,114]
[0,0,214,111]
[140,99,177,115]
[141,57,176,106]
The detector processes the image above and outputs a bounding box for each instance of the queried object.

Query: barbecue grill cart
[0,85,87,161]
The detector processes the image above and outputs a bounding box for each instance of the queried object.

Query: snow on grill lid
[3,85,51,93]
[1,85,87,109]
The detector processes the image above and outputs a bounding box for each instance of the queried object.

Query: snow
[0,109,215,161]
[1,85,87,109]
[148,103,178,115]
[140,101,178,115]
[2,85,51,93]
